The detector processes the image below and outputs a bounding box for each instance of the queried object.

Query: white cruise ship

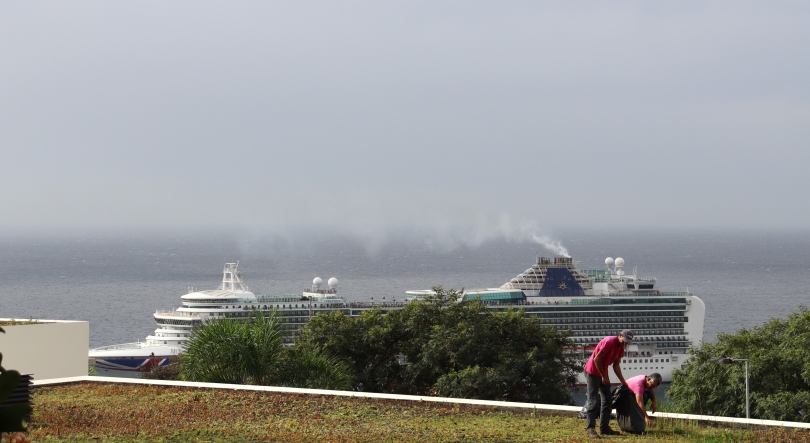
[91,257,705,384]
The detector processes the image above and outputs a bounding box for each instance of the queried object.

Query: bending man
[626,373,662,427]
[583,329,633,438]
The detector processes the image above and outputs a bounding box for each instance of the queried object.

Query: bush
[139,356,181,381]
[297,287,580,403]
[0,327,32,433]
[668,306,810,421]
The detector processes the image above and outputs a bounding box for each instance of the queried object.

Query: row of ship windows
[273,314,686,322]
[541,318,684,324]
[535,311,685,318]
[158,311,687,326]
[623,358,669,364]
[157,320,196,325]
[556,324,684,336]
[572,339,688,347]
[178,307,687,320]
[570,331,686,337]
[586,351,672,358]
[627,366,665,371]
[521,306,686,312]
[194,305,687,316]
[157,321,687,335]
[552,323,684,330]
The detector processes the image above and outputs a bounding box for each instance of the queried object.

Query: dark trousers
[585,373,612,431]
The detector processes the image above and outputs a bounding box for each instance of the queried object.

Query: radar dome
[328,277,338,289]
[605,257,615,267]
[312,277,322,288]
[615,257,625,268]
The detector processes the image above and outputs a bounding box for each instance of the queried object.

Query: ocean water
[1,229,809,348]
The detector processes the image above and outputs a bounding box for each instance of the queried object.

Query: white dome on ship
[615,257,625,268]
[313,277,323,288]
[605,257,614,267]
[328,277,338,289]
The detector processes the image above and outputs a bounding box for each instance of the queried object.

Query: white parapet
[0,319,89,379]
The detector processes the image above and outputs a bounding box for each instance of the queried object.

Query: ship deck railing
[154,310,198,317]
[243,302,416,310]
[90,342,147,351]
[230,293,695,312]
[249,297,694,311]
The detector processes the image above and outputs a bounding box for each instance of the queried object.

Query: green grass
[26,382,810,442]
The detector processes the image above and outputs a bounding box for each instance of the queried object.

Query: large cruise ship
[90,258,705,384]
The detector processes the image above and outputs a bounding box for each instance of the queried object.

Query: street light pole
[744,359,749,420]
[717,357,750,419]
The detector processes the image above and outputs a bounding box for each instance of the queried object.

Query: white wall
[0,319,89,380]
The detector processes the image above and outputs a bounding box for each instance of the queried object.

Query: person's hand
[601,375,610,386]
[645,416,653,426]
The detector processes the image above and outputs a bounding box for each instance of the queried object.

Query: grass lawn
[25,382,810,442]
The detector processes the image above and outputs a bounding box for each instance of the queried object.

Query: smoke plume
[531,234,571,257]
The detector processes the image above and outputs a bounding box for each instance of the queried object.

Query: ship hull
[90,343,178,377]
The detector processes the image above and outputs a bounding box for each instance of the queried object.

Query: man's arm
[636,393,652,425]
[649,389,658,413]
[613,360,628,386]
[592,351,610,385]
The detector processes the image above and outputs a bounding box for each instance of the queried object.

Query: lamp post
[717,357,749,419]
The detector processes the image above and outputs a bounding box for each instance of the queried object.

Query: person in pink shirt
[583,329,633,438]
[625,373,662,426]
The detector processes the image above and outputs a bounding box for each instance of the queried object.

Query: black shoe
[586,428,600,438]
[600,428,621,436]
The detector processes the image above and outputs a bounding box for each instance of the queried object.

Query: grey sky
[1,2,808,242]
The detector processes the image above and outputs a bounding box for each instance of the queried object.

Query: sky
[1,1,808,244]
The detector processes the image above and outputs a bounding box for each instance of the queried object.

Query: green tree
[180,310,352,390]
[298,287,580,403]
[668,306,810,421]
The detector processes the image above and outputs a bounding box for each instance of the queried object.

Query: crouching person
[615,373,662,434]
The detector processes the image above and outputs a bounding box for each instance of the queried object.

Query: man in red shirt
[583,329,633,438]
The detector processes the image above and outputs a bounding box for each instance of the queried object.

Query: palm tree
[276,347,352,391]
[180,310,352,389]
[181,310,282,385]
